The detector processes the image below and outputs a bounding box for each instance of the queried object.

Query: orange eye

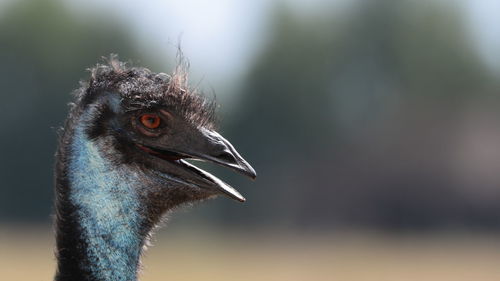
[140,114,161,129]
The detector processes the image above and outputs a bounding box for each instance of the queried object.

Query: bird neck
[55,125,148,281]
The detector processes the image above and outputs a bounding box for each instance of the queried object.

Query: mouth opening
[135,143,247,202]
[137,144,187,162]
[136,144,214,182]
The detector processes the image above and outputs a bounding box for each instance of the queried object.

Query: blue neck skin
[68,124,144,281]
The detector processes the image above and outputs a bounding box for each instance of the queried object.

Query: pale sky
[1,0,499,80]
[61,0,500,79]
[464,0,500,72]
[64,0,273,85]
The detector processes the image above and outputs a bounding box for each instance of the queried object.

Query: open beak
[139,128,256,202]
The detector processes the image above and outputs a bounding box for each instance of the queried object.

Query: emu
[54,57,256,281]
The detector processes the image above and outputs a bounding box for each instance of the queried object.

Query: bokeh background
[1,0,500,280]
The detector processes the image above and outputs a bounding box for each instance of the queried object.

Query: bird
[53,56,256,281]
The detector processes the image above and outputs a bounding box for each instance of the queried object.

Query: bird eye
[140,114,161,129]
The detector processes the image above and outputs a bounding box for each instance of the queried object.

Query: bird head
[68,58,255,217]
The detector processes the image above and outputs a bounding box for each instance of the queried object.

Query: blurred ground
[2,226,500,281]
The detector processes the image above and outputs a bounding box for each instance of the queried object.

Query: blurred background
[1,0,500,280]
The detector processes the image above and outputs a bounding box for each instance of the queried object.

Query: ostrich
[53,56,256,281]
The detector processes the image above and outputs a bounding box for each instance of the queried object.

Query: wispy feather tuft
[75,54,216,129]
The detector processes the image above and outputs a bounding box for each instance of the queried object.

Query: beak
[188,128,257,180]
[141,128,256,202]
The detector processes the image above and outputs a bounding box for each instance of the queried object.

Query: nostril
[216,151,234,163]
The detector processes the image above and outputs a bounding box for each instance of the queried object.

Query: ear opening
[99,92,122,113]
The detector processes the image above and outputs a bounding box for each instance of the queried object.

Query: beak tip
[246,171,257,180]
[228,192,246,203]
[245,165,257,180]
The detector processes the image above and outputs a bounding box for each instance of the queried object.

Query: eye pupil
[140,114,161,129]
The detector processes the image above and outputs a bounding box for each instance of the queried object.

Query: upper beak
[144,128,256,202]
[189,128,257,180]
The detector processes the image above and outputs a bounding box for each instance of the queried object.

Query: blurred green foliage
[218,0,500,230]
[1,0,499,231]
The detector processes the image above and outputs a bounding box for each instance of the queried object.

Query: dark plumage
[54,56,256,281]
